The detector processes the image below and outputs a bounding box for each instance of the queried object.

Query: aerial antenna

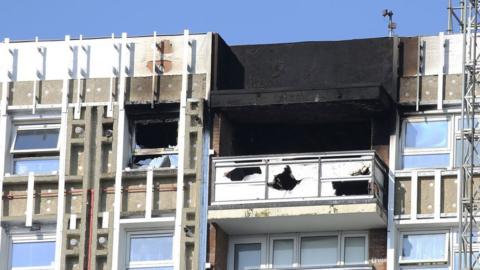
[382,9,397,37]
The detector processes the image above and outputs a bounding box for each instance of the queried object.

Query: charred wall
[217,38,396,101]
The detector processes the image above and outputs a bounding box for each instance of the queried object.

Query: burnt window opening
[229,121,372,156]
[134,120,178,150]
[130,119,179,170]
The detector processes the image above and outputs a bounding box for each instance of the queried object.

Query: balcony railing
[211,150,387,205]
[246,264,375,270]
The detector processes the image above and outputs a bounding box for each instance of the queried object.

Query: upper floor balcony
[208,150,388,234]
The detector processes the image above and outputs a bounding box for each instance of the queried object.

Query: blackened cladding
[268,165,302,191]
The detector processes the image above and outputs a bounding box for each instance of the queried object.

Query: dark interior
[135,121,178,148]
[229,120,371,156]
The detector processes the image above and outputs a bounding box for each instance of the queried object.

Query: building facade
[0,30,468,270]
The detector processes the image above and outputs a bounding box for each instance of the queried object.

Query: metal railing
[245,264,375,270]
[211,150,387,205]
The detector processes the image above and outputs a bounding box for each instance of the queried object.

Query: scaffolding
[449,0,480,269]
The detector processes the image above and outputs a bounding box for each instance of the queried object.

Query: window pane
[453,252,480,270]
[14,158,59,175]
[234,243,261,270]
[11,241,55,267]
[14,129,59,151]
[344,237,366,264]
[272,239,294,267]
[403,154,450,169]
[129,235,172,262]
[402,233,446,261]
[127,268,173,270]
[455,139,480,167]
[301,236,337,266]
[405,121,448,148]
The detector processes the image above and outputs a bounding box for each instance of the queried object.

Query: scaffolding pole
[450,0,480,269]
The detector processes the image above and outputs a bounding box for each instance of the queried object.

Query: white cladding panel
[0,34,210,81]
[421,34,463,76]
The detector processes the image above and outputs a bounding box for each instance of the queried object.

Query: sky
[0,0,450,45]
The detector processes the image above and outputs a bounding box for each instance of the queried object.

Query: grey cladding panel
[10,81,34,106]
[444,74,463,101]
[39,80,62,104]
[126,74,206,104]
[399,77,416,103]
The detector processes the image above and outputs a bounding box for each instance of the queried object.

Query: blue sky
[1,0,449,45]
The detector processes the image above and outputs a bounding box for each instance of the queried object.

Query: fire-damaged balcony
[208,151,387,234]
[245,265,375,270]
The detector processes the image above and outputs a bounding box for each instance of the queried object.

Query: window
[9,233,56,269]
[300,236,338,266]
[126,232,173,269]
[229,233,367,270]
[399,232,448,265]
[234,243,262,270]
[454,116,480,167]
[130,118,179,170]
[10,125,60,175]
[343,236,367,264]
[401,119,450,169]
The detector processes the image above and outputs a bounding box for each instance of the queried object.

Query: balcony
[246,265,375,270]
[208,151,388,234]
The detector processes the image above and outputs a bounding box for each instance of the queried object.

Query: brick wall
[369,228,387,270]
[211,112,234,157]
[208,223,229,270]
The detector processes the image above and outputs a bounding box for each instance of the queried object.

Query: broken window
[131,118,178,169]
[10,125,60,175]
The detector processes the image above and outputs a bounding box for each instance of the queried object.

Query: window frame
[228,232,368,270]
[341,233,369,265]
[398,230,449,264]
[228,235,267,270]
[8,232,56,270]
[124,230,174,269]
[269,234,298,268]
[10,124,61,154]
[299,232,341,267]
[401,117,453,170]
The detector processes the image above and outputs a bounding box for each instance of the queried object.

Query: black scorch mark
[225,167,262,181]
[267,165,302,191]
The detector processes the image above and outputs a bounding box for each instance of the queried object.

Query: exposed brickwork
[208,223,229,270]
[211,112,234,157]
[369,228,387,270]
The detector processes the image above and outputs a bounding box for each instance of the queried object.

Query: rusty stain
[157,40,173,54]
[146,60,173,73]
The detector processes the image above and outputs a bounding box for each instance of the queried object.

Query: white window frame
[399,230,449,264]
[228,235,267,270]
[228,232,368,270]
[269,234,298,268]
[10,124,60,154]
[124,230,174,269]
[401,116,453,170]
[299,232,341,267]
[453,114,480,168]
[341,233,369,265]
[8,232,56,270]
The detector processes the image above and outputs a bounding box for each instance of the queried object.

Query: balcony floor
[208,198,386,234]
